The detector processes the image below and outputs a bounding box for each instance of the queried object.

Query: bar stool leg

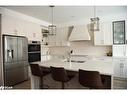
[62,82,64,89]
[40,77,43,89]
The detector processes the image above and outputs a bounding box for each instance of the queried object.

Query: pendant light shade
[90,6,100,31]
[48,5,56,35]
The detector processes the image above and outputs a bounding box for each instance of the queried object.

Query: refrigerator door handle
[7,49,11,58]
[11,50,14,59]
[7,49,13,59]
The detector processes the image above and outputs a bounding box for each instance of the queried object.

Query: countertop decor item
[106,51,112,56]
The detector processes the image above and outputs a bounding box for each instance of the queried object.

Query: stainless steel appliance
[3,35,29,86]
[28,41,41,62]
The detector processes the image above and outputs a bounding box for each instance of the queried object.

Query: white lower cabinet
[123,63,127,78]
[114,59,127,78]
[114,61,121,77]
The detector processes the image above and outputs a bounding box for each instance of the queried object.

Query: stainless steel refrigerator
[3,35,29,86]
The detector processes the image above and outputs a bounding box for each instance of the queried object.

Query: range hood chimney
[69,25,91,41]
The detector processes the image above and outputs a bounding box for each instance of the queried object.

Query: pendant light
[90,6,100,31]
[48,5,56,35]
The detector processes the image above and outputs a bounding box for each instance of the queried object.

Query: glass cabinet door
[113,21,125,44]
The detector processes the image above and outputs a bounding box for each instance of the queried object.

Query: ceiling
[3,6,127,24]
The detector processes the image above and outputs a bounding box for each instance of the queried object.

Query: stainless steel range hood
[69,25,91,41]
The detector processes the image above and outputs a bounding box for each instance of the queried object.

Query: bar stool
[30,64,50,89]
[50,66,75,89]
[79,69,104,89]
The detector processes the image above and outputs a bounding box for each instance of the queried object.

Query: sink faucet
[67,50,73,62]
[47,49,50,55]
[70,50,73,54]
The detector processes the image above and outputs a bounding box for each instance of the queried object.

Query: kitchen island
[30,57,113,89]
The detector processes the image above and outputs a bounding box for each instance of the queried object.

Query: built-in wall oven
[28,41,41,62]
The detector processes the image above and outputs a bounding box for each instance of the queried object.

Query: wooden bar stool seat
[50,66,75,89]
[79,69,104,89]
[30,64,50,89]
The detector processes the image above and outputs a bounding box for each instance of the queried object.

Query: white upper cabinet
[103,22,113,45]
[112,21,127,57]
[94,30,104,45]
[94,22,113,45]
[113,21,125,44]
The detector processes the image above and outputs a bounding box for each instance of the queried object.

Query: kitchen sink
[71,60,85,63]
[63,60,85,63]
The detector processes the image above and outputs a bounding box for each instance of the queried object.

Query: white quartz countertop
[32,58,113,76]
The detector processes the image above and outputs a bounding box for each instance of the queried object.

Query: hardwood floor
[13,73,87,89]
[113,77,127,89]
[12,75,127,89]
[13,80,31,89]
